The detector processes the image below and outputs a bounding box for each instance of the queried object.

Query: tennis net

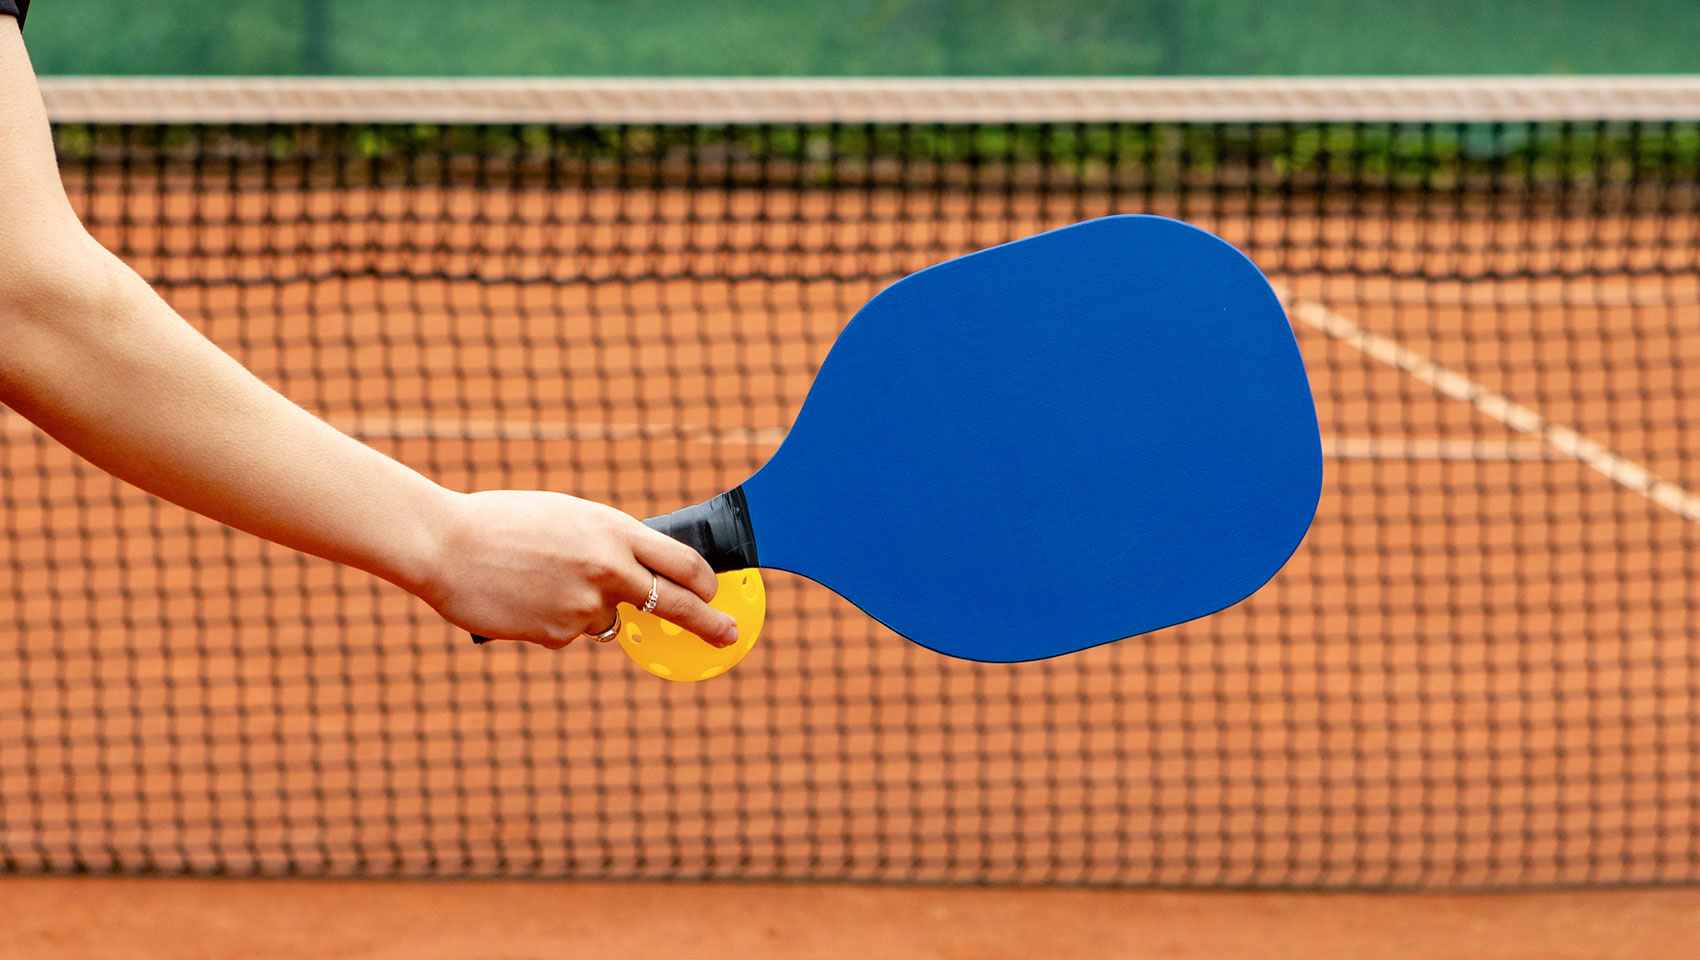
[4,78,1700,887]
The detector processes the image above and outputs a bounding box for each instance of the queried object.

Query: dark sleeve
[0,0,27,27]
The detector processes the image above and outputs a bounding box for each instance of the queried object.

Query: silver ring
[586,611,622,643]
[640,575,660,614]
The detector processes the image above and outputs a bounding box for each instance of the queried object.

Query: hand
[416,490,739,650]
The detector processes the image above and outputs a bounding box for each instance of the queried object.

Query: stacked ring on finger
[586,612,622,643]
[640,574,661,614]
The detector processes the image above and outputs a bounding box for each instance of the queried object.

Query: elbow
[0,231,131,397]
[0,229,127,324]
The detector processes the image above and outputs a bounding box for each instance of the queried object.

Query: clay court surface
[4,152,1700,951]
[3,878,1700,959]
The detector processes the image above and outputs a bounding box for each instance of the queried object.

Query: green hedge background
[19,0,1698,76]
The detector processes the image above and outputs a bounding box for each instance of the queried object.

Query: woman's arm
[0,20,737,649]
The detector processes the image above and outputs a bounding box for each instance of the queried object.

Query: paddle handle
[641,487,759,573]
[470,487,758,644]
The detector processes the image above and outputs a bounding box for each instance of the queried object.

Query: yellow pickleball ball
[618,569,764,682]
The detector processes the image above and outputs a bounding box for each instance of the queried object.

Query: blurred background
[9,3,1700,957]
[22,0,1700,76]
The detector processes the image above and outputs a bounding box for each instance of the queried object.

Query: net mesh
[4,80,1700,887]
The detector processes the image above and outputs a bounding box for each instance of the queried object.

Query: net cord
[37,76,1700,125]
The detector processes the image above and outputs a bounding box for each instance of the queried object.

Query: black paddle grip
[471,487,757,644]
[639,487,760,573]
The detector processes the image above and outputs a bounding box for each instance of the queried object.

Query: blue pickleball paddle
[478,215,1322,665]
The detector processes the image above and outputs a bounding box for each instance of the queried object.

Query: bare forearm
[0,18,737,649]
[0,239,452,594]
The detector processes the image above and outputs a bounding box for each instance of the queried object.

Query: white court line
[1281,289,1700,523]
[1322,436,1554,461]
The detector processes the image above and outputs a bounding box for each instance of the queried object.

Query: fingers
[462,500,735,651]
[496,575,735,651]
[595,557,734,647]
[627,523,718,602]
[477,627,573,650]
[643,575,741,648]
[622,518,740,646]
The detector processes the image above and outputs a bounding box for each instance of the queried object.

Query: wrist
[381,482,463,605]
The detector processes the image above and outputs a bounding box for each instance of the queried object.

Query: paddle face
[738,214,1321,663]
[474,213,1320,672]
